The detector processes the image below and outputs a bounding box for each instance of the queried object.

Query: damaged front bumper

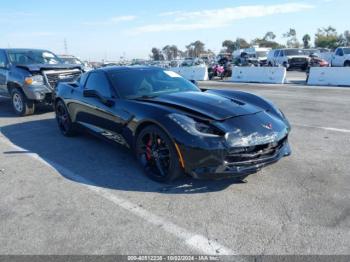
[182,136,291,180]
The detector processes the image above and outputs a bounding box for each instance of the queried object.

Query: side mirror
[83,89,98,98]
[83,89,115,107]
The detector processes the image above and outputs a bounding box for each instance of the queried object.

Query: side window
[0,51,8,68]
[279,50,284,57]
[79,73,89,87]
[274,50,279,57]
[85,72,112,97]
[339,49,344,56]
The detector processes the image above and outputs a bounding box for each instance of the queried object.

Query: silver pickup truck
[0,48,82,116]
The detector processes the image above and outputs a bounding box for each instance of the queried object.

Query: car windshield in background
[61,57,83,65]
[284,49,305,56]
[256,51,268,58]
[8,50,61,65]
[107,69,200,99]
[343,48,350,54]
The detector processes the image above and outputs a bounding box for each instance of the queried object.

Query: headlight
[24,75,44,86]
[168,113,223,137]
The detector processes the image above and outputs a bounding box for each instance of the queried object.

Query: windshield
[8,50,62,65]
[256,51,268,58]
[284,49,305,56]
[107,68,200,99]
[60,57,83,65]
[343,48,350,55]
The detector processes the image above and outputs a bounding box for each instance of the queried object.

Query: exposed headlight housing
[24,75,44,86]
[168,113,223,137]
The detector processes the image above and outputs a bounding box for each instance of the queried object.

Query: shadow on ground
[0,96,53,118]
[0,117,243,194]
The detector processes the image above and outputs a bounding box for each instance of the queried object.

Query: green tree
[151,47,164,61]
[222,40,235,53]
[186,40,205,57]
[263,31,276,41]
[284,28,301,48]
[302,34,311,49]
[314,26,342,49]
[235,38,250,49]
[343,30,350,46]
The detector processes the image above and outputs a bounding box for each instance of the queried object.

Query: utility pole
[64,38,68,55]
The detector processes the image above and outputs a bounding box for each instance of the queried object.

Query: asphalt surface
[0,82,349,256]
[286,71,307,84]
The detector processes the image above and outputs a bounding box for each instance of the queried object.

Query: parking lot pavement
[286,71,307,84]
[0,84,350,255]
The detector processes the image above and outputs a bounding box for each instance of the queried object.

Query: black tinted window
[85,72,111,97]
[79,73,89,87]
[107,69,200,99]
[0,51,7,67]
[8,50,61,65]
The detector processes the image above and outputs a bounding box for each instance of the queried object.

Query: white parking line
[294,124,350,133]
[0,131,235,255]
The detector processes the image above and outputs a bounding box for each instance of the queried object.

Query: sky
[0,0,348,61]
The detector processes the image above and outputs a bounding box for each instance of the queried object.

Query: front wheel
[55,100,77,136]
[11,89,35,116]
[136,125,184,183]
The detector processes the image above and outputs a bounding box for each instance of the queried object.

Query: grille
[225,136,287,165]
[290,58,307,63]
[44,69,81,89]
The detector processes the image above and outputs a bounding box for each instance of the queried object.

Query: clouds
[131,2,314,34]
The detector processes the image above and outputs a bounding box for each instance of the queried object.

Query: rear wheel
[55,100,77,136]
[344,61,350,67]
[11,89,35,116]
[136,125,183,183]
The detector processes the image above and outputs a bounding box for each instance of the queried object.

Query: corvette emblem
[262,123,273,130]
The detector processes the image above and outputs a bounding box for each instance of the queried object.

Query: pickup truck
[331,47,350,67]
[267,48,309,70]
[0,48,82,116]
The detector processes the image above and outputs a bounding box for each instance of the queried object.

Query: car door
[277,50,285,65]
[0,50,9,96]
[76,71,130,145]
[273,50,280,66]
[333,48,344,67]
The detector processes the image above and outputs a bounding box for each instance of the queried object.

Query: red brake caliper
[146,136,152,161]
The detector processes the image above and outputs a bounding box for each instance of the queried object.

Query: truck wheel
[11,89,35,116]
[344,61,350,67]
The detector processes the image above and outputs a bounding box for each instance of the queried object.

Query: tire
[11,88,35,116]
[55,100,77,137]
[344,61,350,67]
[268,62,273,67]
[135,125,184,183]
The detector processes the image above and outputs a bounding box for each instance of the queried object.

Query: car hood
[147,91,263,121]
[286,55,308,59]
[15,64,82,72]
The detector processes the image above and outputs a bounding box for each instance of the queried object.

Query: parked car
[306,53,330,81]
[58,54,93,72]
[233,47,270,66]
[0,48,82,116]
[54,66,291,182]
[331,47,350,67]
[267,48,309,70]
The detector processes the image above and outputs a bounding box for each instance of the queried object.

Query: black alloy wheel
[136,125,183,183]
[55,100,77,136]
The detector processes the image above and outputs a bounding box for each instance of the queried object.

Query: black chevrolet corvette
[54,66,291,182]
